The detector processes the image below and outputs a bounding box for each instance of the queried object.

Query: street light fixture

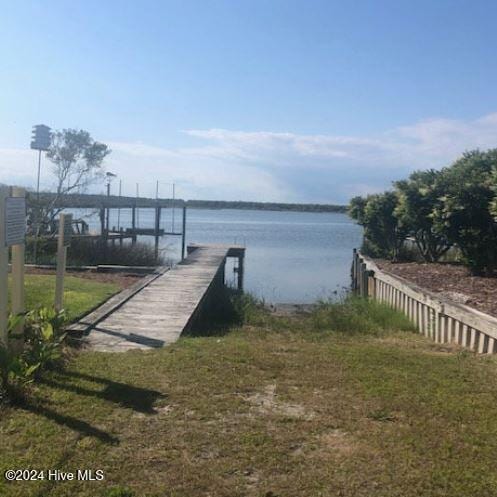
[30,124,51,265]
[30,124,51,201]
[106,171,117,195]
[105,172,117,231]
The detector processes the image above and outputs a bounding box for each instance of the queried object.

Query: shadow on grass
[15,371,167,445]
[18,400,119,444]
[42,370,166,414]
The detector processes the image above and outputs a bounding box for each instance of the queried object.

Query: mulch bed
[376,260,497,319]
[25,267,143,290]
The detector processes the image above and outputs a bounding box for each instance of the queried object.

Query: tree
[28,129,110,235]
[348,196,368,224]
[394,169,451,262]
[432,149,497,275]
[349,192,407,261]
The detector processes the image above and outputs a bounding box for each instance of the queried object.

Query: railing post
[367,271,375,298]
[351,248,357,291]
[181,206,187,261]
[237,253,244,291]
[360,262,367,297]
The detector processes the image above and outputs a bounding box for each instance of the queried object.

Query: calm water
[75,208,363,304]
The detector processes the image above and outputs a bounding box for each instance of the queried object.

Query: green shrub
[350,192,407,261]
[0,308,66,401]
[311,296,415,335]
[23,307,67,372]
[395,169,452,262]
[68,238,163,266]
[432,150,497,275]
[0,315,39,399]
[349,148,497,273]
[25,236,163,266]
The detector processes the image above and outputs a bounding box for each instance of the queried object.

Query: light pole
[105,172,117,232]
[30,124,51,264]
[30,124,51,200]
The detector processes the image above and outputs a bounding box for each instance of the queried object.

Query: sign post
[0,186,26,347]
[0,186,9,346]
[55,213,72,312]
[10,187,26,345]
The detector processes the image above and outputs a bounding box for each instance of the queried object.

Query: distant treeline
[186,200,347,213]
[27,192,347,213]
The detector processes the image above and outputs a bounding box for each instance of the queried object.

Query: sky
[1,0,497,203]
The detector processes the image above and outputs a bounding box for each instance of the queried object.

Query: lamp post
[105,172,117,232]
[30,124,51,264]
[30,124,51,201]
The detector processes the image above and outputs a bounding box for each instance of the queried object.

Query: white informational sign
[5,197,26,247]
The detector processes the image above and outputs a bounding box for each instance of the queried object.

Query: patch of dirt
[26,267,143,289]
[268,304,315,317]
[246,384,314,420]
[319,429,356,457]
[376,260,497,318]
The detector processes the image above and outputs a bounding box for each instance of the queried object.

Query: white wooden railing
[352,249,497,354]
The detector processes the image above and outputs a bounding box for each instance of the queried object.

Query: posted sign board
[5,197,26,247]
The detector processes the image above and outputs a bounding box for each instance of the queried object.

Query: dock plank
[81,245,231,352]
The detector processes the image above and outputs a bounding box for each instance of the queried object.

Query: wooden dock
[76,244,245,352]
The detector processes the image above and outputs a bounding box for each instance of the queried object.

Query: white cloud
[2,112,497,203]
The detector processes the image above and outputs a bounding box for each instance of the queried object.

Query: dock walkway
[77,244,244,352]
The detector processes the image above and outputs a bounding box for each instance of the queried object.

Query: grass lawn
[9,274,120,322]
[1,299,497,496]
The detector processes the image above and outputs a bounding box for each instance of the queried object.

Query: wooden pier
[29,192,188,260]
[71,244,245,352]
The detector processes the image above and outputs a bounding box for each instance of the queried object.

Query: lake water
[75,208,363,304]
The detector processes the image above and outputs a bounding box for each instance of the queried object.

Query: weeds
[0,308,67,402]
[311,295,415,335]
[25,237,164,266]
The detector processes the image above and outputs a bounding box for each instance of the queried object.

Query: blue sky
[2,0,497,202]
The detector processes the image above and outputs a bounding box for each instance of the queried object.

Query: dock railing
[352,249,497,354]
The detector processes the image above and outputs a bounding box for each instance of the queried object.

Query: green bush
[349,148,497,273]
[312,296,415,335]
[395,169,451,262]
[432,150,497,275]
[349,192,407,260]
[68,238,163,266]
[25,237,163,266]
[0,308,66,401]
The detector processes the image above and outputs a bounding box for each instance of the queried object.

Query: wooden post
[55,213,69,312]
[99,207,105,235]
[181,205,187,261]
[351,248,357,291]
[99,207,107,259]
[154,206,161,260]
[220,259,226,286]
[11,187,25,344]
[357,260,363,296]
[131,205,137,246]
[360,262,367,297]
[0,186,9,346]
[237,253,245,291]
[367,271,375,298]
[487,337,495,355]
